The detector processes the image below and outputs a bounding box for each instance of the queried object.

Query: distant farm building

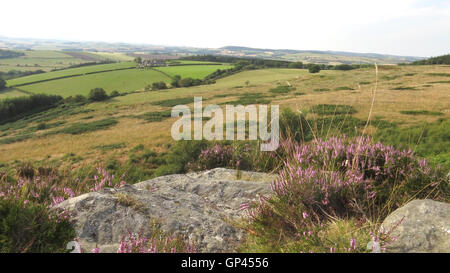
[132,54,178,69]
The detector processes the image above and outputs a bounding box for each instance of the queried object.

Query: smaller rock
[381,199,450,253]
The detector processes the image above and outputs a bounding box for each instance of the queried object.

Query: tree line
[0,49,25,59]
[183,55,372,80]
[408,54,450,65]
[0,94,63,124]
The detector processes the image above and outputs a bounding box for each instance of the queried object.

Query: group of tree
[184,55,371,78]
[0,88,122,124]
[0,94,63,124]
[171,75,215,88]
[0,49,25,59]
[0,78,6,90]
[150,81,168,90]
[307,64,321,73]
[88,88,110,101]
[409,54,450,65]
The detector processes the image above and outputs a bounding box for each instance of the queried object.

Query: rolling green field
[16,69,171,97]
[0,50,133,72]
[0,61,235,99]
[7,61,136,87]
[155,64,234,79]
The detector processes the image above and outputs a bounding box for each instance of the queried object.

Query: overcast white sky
[1,0,449,57]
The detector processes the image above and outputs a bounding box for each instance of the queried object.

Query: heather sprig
[116,230,197,253]
[0,167,126,208]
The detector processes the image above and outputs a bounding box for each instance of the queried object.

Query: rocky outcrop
[55,168,275,253]
[381,199,450,253]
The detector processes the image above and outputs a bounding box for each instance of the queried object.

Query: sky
[1,0,449,57]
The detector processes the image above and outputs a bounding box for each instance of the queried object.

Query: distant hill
[0,36,424,65]
[218,46,423,65]
[411,54,450,65]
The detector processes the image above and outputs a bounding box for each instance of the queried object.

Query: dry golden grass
[0,65,449,164]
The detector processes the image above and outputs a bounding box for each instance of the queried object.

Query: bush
[53,118,118,135]
[269,86,293,94]
[171,75,182,87]
[0,78,6,90]
[310,104,357,115]
[288,62,304,69]
[154,140,208,176]
[110,90,120,97]
[308,65,321,73]
[88,88,108,102]
[151,81,168,90]
[37,123,47,130]
[334,64,356,71]
[65,94,87,104]
[0,199,75,253]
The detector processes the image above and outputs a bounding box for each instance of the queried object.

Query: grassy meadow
[0,61,234,99]
[155,64,234,79]
[6,61,136,87]
[0,50,131,72]
[14,69,172,97]
[0,64,448,165]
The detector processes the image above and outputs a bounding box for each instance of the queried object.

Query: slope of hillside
[218,46,423,65]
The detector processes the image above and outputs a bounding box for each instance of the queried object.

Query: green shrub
[399,110,443,116]
[310,104,357,115]
[0,199,75,253]
[154,140,208,177]
[134,110,172,122]
[0,78,6,90]
[65,95,87,104]
[269,86,293,94]
[288,62,304,69]
[313,88,330,92]
[391,86,417,90]
[151,97,193,107]
[94,142,127,151]
[37,123,47,130]
[308,65,321,73]
[426,73,450,77]
[151,81,168,90]
[110,90,120,97]
[228,93,271,105]
[53,118,118,135]
[334,86,354,91]
[88,88,109,102]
